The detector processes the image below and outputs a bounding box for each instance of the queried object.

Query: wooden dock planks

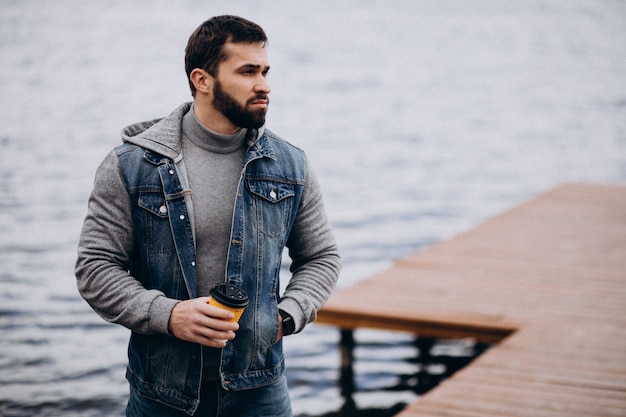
[316,183,626,416]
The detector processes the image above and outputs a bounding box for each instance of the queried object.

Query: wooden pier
[316,183,626,416]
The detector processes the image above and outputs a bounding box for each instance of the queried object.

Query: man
[76,15,340,417]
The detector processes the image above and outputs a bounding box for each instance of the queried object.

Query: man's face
[212,41,271,130]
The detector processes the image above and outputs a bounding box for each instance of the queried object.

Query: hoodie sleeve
[75,150,178,335]
[279,160,341,333]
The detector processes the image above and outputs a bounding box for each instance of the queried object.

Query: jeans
[126,376,292,417]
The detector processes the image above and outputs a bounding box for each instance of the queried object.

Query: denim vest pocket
[138,191,168,218]
[137,192,173,254]
[247,179,295,238]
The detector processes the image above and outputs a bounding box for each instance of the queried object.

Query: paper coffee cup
[207,283,249,323]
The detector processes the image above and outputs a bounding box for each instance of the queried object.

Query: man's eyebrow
[238,63,270,71]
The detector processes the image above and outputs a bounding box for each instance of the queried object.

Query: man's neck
[182,106,246,154]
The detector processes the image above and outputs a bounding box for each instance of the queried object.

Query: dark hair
[185,15,268,96]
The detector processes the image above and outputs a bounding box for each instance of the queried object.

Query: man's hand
[168,297,239,348]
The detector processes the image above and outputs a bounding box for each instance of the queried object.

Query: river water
[1,1,625,416]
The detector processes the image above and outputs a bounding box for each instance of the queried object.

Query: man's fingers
[169,298,239,346]
[202,302,237,322]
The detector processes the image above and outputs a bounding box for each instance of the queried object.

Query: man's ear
[189,68,213,95]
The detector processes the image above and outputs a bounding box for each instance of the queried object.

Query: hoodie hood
[120,102,191,160]
[120,102,267,161]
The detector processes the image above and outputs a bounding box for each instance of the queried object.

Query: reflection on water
[1,0,625,416]
[288,329,488,417]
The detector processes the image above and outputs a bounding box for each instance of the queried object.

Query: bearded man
[76,15,340,417]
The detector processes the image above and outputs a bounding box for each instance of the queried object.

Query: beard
[212,80,268,129]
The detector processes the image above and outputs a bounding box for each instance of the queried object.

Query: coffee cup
[207,283,249,323]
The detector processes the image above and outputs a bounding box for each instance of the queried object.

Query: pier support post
[339,329,356,408]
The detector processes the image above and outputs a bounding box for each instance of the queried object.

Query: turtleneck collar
[182,105,248,154]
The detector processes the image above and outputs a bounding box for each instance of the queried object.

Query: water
[1,0,625,415]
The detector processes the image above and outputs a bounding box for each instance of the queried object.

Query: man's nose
[255,76,271,94]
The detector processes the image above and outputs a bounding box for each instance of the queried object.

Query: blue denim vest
[115,126,306,414]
